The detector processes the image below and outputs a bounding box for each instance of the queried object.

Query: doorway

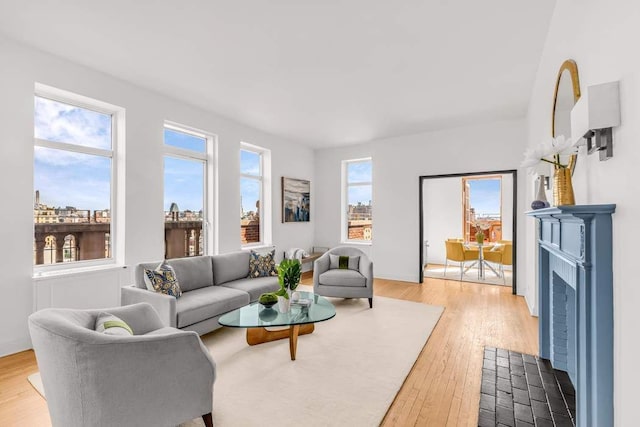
[418,170,517,294]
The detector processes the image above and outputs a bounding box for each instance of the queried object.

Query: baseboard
[374,273,419,283]
[0,338,32,358]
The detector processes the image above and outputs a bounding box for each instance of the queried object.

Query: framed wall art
[282,177,310,223]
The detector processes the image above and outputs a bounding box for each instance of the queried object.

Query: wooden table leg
[246,324,315,360]
[289,325,300,360]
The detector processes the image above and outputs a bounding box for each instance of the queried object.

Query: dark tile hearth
[478,348,575,427]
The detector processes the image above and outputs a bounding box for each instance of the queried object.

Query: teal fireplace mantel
[528,204,615,427]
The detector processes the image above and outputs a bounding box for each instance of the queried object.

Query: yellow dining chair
[444,240,479,280]
[484,242,513,283]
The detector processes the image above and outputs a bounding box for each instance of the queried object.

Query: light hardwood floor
[0,275,537,426]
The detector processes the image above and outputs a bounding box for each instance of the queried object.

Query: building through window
[343,158,373,242]
[163,124,213,259]
[33,87,122,268]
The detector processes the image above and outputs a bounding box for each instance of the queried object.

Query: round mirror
[552,60,581,139]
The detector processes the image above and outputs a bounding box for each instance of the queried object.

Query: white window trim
[341,157,373,244]
[163,122,217,256]
[240,142,272,247]
[33,83,126,275]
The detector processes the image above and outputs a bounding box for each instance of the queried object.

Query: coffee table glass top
[218,291,335,328]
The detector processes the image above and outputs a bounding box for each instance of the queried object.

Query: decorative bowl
[259,300,276,309]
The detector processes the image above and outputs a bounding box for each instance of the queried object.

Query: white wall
[0,35,315,357]
[524,1,640,424]
[314,119,527,284]
[422,178,463,265]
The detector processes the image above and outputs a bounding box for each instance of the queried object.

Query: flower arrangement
[472,218,491,244]
[520,135,577,171]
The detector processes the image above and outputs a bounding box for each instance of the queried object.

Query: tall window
[343,158,373,242]
[163,124,213,259]
[33,85,123,268]
[240,144,269,246]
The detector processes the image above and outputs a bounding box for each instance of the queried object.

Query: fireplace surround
[528,205,615,427]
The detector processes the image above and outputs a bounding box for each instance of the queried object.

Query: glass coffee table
[218,291,335,360]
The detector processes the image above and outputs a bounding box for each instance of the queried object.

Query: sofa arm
[80,331,215,426]
[121,286,177,328]
[360,256,374,290]
[313,253,331,289]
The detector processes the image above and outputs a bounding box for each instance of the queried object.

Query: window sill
[340,240,373,246]
[241,244,275,252]
[33,263,126,281]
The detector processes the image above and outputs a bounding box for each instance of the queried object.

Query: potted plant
[275,259,301,313]
[258,292,278,309]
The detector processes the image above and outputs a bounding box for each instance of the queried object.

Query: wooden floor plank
[0,275,537,426]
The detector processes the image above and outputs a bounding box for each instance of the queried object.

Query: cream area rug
[29,290,443,427]
[424,264,512,287]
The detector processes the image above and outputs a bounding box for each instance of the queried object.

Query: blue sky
[240,150,261,213]
[347,160,372,205]
[469,179,501,216]
[164,129,205,212]
[34,97,112,210]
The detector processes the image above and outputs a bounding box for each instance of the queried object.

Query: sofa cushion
[143,261,183,298]
[212,251,251,285]
[176,286,249,328]
[95,312,134,336]
[248,249,278,278]
[319,269,366,287]
[137,257,213,292]
[220,276,280,302]
[329,254,360,270]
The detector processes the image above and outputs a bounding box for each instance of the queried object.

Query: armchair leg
[202,412,213,427]
[368,298,373,308]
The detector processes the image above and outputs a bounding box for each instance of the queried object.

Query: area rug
[28,290,443,427]
[424,265,512,286]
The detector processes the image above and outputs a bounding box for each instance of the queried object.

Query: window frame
[33,83,125,274]
[240,142,271,248]
[163,122,217,256]
[341,157,373,244]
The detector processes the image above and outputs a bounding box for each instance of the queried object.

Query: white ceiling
[0,1,556,148]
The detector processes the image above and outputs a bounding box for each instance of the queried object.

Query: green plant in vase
[276,259,302,299]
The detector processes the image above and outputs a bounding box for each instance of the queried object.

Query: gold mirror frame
[551,59,581,172]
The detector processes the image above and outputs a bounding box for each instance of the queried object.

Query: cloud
[348,161,372,183]
[35,96,111,150]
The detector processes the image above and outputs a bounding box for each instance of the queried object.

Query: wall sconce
[571,81,620,161]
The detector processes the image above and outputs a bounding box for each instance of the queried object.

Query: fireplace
[528,205,615,427]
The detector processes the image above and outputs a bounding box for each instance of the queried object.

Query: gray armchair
[28,303,215,427]
[313,246,374,308]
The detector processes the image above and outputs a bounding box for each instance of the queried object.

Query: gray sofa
[121,251,279,335]
[28,303,215,427]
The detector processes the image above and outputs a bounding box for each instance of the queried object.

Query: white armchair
[28,303,215,427]
[313,246,374,308]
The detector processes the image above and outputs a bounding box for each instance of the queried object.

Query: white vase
[278,295,290,313]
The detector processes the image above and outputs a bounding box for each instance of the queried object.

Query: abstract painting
[282,177,310,222]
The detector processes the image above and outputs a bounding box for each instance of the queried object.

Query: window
[163,124,214,259]
[343,158,373,242]
[33,85,124,269]
[240,143,271,246]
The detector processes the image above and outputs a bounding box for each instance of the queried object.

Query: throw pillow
[249,249,278,278]
[143,260,182,298]
[95,312,133,336]
[329,254,360,270]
